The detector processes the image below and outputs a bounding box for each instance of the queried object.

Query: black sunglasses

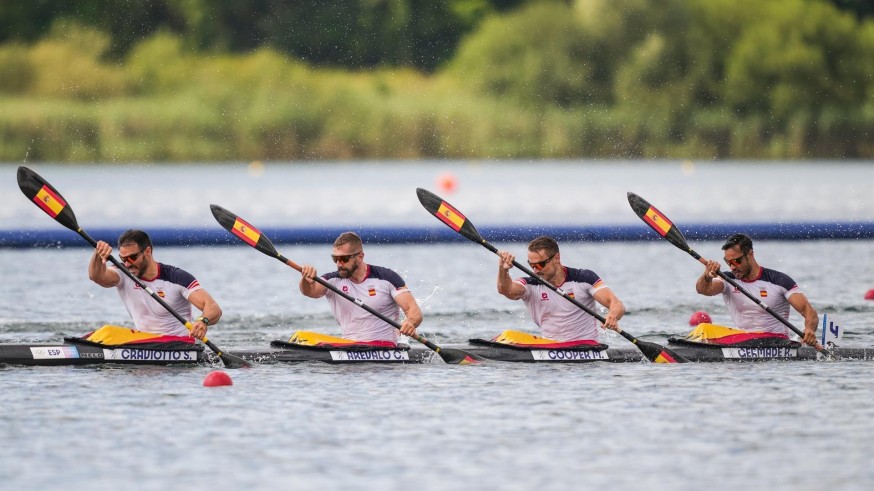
[331,251,362,264]
[120,249,146,263]
[724,253,747,266]
[528,253,556,271]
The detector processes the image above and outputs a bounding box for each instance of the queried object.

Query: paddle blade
[17,166,79,231]
[416,188,484,244]
[627,192,691,252]
[636,339,687,363]
[438,348,486,365]
[210,204,280,258]
[216,350,251,369]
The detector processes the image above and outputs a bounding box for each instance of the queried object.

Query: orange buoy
[203,370,233,387]
[436,172,458,194]
[689,311,712,326]
[865,289,874,300]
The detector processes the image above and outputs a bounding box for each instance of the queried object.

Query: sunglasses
[528,253,556,271]
[331,251,362,264]
[724,253,747,266]
[120,249,145,263]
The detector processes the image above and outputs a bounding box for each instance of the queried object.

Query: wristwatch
[195,316,211,326]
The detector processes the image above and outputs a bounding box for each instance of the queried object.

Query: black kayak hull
[233,342,874,364]
[3,342,873,366]
[0,343,206,366]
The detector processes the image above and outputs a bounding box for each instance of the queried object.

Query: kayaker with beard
[299,231,422,344]
[497,235,625,342]
[696,233,818,345]
[88,229,221,340]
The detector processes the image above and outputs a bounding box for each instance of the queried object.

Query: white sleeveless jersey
[518,267,608,341]
[716,267,801,335]
[112,263,201,337]
[322,265,410,342]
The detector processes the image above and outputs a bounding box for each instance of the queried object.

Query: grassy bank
[2,0,874,162]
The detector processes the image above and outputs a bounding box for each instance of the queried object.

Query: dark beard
[338,262,358,278]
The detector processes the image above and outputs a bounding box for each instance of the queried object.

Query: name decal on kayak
[329,350,410,361]
[721,347,797,359]
[30,346,80,359]
[530,349,609,361]
[103,349,199,361]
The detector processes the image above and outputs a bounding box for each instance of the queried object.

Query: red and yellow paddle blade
[210,204,283,259]
[416,188,485,244]
[627,192,693,253]
[641,204,673,237]
[624,334,688,363]
[438,347,486,365]
[436,200,466,232]
[33,184,67,219]
[653,350,681,363]
[231,216,262,247]
[17,166,80,232]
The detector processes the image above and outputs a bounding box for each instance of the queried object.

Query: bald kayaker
[298,231,422,344]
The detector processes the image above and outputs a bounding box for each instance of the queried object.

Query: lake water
[1,161,873,490]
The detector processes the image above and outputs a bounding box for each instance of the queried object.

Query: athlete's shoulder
[323,270,341,280]
[519,276,540,286]
[760,267,798,291]
[157,263,200,289]
[565,267,601,285]
[367,265,407,289]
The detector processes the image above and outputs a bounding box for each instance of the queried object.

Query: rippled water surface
[2,240,874,491]
[2,161,874,490]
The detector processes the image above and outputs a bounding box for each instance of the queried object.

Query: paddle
[626,191,830,356]
[209,204,483,365]
[16,166,250,369]
[416,188,686,363]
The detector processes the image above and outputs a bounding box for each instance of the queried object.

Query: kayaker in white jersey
[299,231,422,343]
[497,235,625,343]
[88,229,221,340]
[696,233,818,345]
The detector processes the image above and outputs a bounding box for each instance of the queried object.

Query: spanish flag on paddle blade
[436,201,466,232]
[654,351,679,363]
[33,185,67,218]
[231,217,261,247]
[642,205,673,237]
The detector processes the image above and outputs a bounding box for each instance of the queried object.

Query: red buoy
[203,370,233,387]
[689,311,712,326]
[436,172,458,194]
[865,289,874,300]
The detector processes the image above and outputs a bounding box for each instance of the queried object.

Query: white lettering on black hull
[530,349,609,361]
[721,347,797,359]
[329,350,410,362]
[103,349,198,362]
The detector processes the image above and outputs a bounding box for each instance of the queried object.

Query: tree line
[1,0,873,161]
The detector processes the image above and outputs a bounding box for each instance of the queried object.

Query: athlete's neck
[140,260,160,281]
[350,263,369,283]
[546,266,566,286]
[739,264,762,282]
